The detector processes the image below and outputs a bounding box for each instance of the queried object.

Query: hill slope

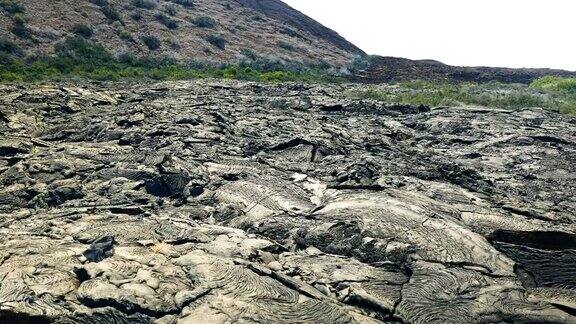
[0,0,363,66]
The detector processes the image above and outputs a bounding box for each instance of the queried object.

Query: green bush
[0,0,25,14]
[11,23,31,39]
[277,40,295,51]
[130,12,142,21]
[132,0,157,9]
[142,35,161,50]
[72,24,94,38]
[192,16,216,28]
[155,13,178,29]
[165,4,177,16]
[252,15,265,22]
[90,0,109,7]
[0,34,339,84]
[240,48,256,60]
[55,36,111,62]
[206,34,225,50]
[170,0,194,8]
[531,76,576,93]
[11,12,26,24]
[346,80,576,113]
[0,37,20,55]
[100,5,121,22]
[118,29,132,40]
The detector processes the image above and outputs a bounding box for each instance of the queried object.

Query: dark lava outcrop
[0,80,575,323]
[353,56,576,84]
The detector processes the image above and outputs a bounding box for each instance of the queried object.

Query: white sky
[282,0,576,71]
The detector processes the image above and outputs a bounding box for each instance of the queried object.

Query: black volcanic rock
[0,80,575,323]
[353,56,576,84]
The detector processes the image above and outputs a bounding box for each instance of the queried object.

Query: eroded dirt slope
[0,80,575,323]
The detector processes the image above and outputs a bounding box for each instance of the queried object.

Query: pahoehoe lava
[0,80,575,323]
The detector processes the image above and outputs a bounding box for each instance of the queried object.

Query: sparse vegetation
[278,40,295,51]
[0,37,20,55]
[347,80,576,115]
[240,48,257,61]
[130,12,143,21]
[1,0,30,39]
[0,0,25,14]
[111,21,122,29]
[132,0,157,9]
[118,29,132,40]
[11,12,26,24]
[100,4,121,22]
[72,24,94,38]
[192,16,216,28]
[4,40,564,108]
[170,0,195,8]
[0,36,337,83]
[206,34,225,50]
[91,0,121,22]
[5,35,570,114]
[142,35,161,50]
[166,37,180,50]
[110,21,132,40]
[55,36,112,61]
[155,13,178,29]
[11,22,31,39]
[280,27,303,39]
[165,4,177,16]
[90,0,109,7]
[252,15,265,22]
[530,76,576,114]
[531,76,576,92]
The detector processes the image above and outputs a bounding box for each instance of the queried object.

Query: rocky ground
[0,80,575,323]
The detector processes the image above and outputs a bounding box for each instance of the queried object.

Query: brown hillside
[0,0,364,66]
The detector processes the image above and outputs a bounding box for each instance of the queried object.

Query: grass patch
[348,80,576,115]
[0,36,338,83]
[530,77,576,114]
[531,76,576,92]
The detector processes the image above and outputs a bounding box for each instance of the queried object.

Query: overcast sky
[282,0,576,71]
